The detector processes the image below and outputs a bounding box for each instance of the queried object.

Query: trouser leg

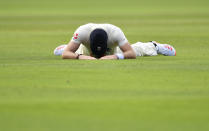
[115,42,158,57]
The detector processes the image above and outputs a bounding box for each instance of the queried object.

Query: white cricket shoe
[53,44,67,56]
[151,41,176,56]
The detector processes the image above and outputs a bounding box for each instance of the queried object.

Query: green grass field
[0,0,209,130]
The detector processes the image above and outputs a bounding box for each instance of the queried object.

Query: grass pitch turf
[0,0,209,130]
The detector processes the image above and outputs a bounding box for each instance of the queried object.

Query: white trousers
[54,42,158,56]
[116,42,157,56]
[75,42,157,57]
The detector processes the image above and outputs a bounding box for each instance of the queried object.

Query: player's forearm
[62,51,97,60]
[62,51,78,59]
[100,55,117,60]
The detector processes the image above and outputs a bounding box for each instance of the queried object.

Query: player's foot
[54,44,67,56]
[151,41,176,56]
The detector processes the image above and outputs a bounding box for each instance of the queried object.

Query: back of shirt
[71,23,128,55]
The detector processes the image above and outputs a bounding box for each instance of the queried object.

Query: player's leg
[115,42,158,56]
[132,42,158,56]
[53,44,89,56]
[115,41,176,57]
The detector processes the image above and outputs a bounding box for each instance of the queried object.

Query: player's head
[90,28,108,58]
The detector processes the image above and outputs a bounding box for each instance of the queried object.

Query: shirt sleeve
[114,27,128,46]
[70,25,87,44]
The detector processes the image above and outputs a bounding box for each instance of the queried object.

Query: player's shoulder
[76,23,123,35]
[106,23,118,27]
[106,24,124,33]
[76,23,93,31]
[78,23,119,29]
[100,23,120,30]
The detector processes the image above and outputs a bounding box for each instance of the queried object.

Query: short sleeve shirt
[71,23,128,54]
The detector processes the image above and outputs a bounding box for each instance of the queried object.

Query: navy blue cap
[90,29,108,58]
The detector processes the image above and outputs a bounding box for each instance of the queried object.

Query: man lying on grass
[54,23,176,60]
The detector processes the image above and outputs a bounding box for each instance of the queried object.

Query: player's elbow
[131,53,136,59]
[61,54,66,59]
[130,51,136,59]
[61,52,68,59]
[125,52,136,59]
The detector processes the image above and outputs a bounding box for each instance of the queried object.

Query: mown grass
[0,0,209,130]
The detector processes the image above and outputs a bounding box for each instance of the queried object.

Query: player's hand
[78,55,97,60]
[99,55,117,60]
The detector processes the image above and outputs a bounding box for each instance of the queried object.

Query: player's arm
[62,25,96,60]
[100,26,136,60]
[62,41,80,59]
[100,42,136,60]
[62,42,96,60]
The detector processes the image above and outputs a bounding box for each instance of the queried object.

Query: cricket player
[54,23,176,60]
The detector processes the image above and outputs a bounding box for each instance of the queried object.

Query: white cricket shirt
[71,23,128,55]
